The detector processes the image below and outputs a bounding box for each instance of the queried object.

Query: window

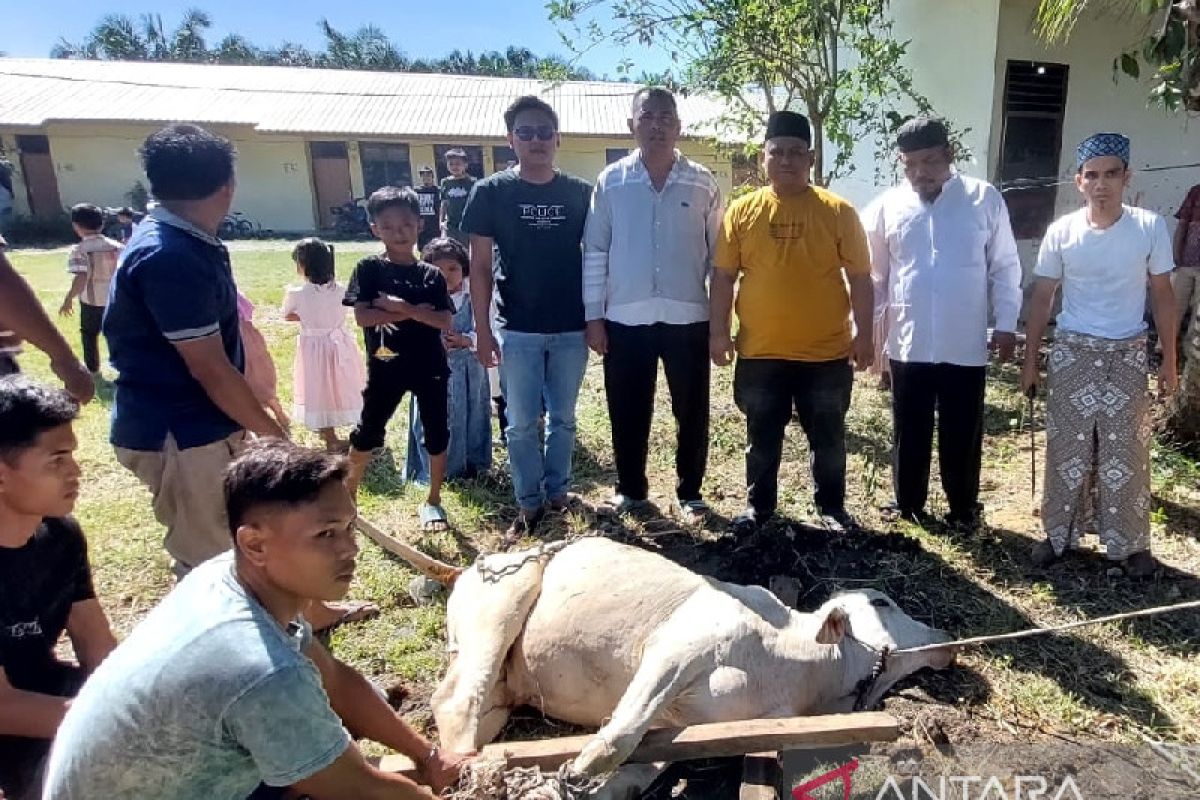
[606,148,630,165]
[997,61,1070,239]
[732,151,761,188]
[492,146,517,173]
[359,142,412,195]
[16,135,50,154]
[434,145,485,180]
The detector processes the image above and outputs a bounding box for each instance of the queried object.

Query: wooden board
[378,712,898,776]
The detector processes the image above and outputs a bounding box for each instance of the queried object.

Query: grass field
[8,241,1200,769]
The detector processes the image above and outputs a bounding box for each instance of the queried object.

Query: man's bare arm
[66,598,118,673]
[173,335,283,438]
[0,253,94,402]
[291,744,437,800]
[0,667,70,739]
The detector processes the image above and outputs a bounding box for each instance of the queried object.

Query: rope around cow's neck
[893,598,1200,656]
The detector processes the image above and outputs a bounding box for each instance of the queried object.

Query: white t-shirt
[1034,205,1174,339]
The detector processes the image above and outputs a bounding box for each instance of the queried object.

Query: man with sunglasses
[582,87,722,523]
[463,96,593,541]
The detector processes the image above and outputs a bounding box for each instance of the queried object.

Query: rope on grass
[447,758,609,800]
[895,598,1200,655]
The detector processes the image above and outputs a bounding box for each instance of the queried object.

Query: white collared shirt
[864,174,1023,367]
[583,149,722,326]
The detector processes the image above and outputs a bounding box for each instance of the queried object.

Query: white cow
[427,537,953,795]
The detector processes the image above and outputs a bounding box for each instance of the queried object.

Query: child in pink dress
[282,239,366,452]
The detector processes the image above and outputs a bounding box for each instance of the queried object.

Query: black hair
[421,237,470,276]
[631,86,678,117]
[503,95,559,133]
[225,440,348,540]
[444,148,468,161]
[116,206,135,218]
[0,376,79,464]
[292,237,336,286]
[70,203,104,232]
[366,185,421,221]
[139,123,236,202]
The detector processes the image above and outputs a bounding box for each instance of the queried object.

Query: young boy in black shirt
[344,187,454,530]
[0,376,117,800]
[415,166,441,251]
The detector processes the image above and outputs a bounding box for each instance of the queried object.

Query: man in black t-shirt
[439,149,476,246]
[415,166,441,251]
[0,376,117,800]
[343,187,454,530]
[462,96,593,541]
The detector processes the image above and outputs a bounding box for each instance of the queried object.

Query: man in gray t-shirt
[43,441,469,800]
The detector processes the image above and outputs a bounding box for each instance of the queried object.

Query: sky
[0,0,674,79]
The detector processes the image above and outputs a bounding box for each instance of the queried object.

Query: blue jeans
[499,329,588,509]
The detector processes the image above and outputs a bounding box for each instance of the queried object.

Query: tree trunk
[809,112,826,187]
[1165,323,1200,450]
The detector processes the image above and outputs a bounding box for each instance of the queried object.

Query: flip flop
[419,502,449,531]
[312,600,380,635]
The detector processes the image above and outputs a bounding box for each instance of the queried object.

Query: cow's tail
[354,517,464,586]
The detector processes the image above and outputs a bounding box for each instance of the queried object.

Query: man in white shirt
[1021,132,1178,576]
[582,87,723,521]
[865,117,1022,530]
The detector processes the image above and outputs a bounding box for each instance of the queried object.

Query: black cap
[896,116,950,153]
[765,111,812,145]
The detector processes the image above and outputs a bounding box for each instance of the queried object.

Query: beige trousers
[115,430,246,575]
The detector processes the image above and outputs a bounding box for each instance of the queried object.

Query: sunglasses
[513,125,557,142]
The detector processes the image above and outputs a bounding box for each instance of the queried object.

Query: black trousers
[80,302,104,373]
[0,353,18,376]
[733,357,853,517]
[889,360,987,518]
[0,664,84,800]
[603,320,710,502]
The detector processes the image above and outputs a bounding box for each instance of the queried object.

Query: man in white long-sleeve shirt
[582,87,723,521]
[864,117,1023,530]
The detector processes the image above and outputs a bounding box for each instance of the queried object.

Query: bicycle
[219,211,260,239]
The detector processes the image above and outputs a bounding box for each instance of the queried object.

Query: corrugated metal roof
[0,58,734,139]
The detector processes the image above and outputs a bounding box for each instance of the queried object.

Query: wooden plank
[354,518,461,584]
[740,751,782,800]
[378,712,898,775]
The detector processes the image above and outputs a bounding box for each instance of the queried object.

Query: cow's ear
[816,606,850,645]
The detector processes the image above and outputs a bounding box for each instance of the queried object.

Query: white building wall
[992,0,1199,227]
[830,0,1005,209]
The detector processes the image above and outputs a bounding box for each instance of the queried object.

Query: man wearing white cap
[1021,132,1178,576]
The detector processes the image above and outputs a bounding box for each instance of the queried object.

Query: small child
[282,238,365,452]
[439,148,476,246]
[406,238,491,483]
[58,203,121,376]
[0,376,117,800]
[344,187,454,531]
[236,290,290,434]
[415,166,441,251]
[115,207,136,243]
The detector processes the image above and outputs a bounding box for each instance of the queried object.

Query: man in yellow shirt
[711,110,874,537]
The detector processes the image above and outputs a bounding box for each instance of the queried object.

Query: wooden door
[16,135,62,218]
[310,141,352,229]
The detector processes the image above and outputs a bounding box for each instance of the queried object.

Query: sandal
[310,600,380,635]
[419,502,449,531]
[675,498,710,524]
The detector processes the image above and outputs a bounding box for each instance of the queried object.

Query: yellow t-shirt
[715,185,870,361]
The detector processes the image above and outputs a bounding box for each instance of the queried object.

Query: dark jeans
[733,357,853,517]
[889,360,986,518]
[603,320,710,502]
[0,353,18,376]
[0,664,85,800]
[80,302,104,373]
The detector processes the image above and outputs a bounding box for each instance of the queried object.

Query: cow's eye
[870,598,891,609]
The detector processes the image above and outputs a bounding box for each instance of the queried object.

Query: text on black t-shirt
[343,256,453,375]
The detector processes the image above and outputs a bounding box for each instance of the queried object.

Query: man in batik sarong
[1021,132,1179,576]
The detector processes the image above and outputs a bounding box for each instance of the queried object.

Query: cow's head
[815,589,954,710]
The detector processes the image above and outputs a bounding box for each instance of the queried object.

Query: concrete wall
[830,0,1005,209]
[991,0,1199,227]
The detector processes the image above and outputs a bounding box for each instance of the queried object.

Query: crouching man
[43,440,470,799]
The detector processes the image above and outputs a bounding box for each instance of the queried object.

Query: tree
[547,0,940,186]
[1037,0,1199,112]
[50,10,595,79]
